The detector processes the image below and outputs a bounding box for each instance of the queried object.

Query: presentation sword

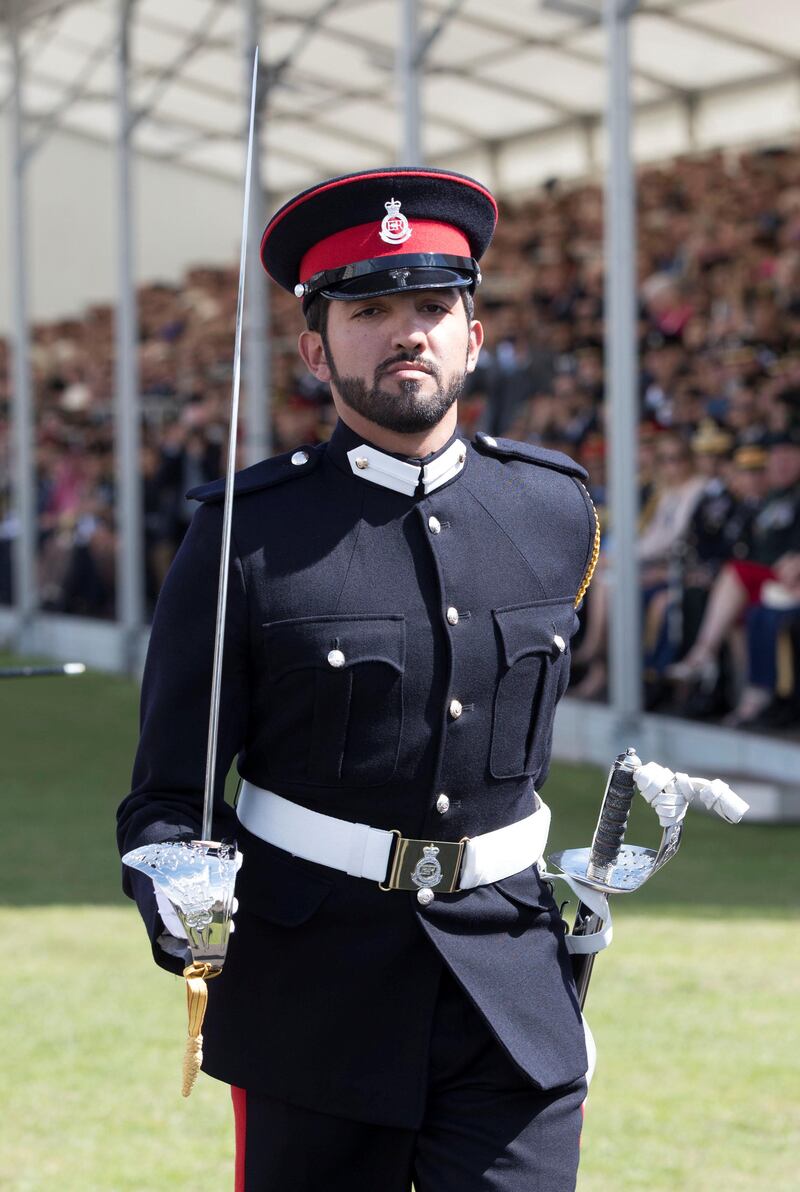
[122,47,259,1096]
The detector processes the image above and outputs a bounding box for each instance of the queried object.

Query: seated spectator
[572,430,705,699]
[683,420,736,576]
[736,558,800,727]
[667,426,800,712]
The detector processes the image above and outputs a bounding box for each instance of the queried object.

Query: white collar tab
[346,439,467,496]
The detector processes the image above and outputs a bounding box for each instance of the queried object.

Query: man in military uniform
[117,168,598,1191]
[684,420,736,576]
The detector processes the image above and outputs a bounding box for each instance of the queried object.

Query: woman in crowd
[572,431,705,699]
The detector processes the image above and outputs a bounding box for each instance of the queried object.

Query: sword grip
[587,749,639,879]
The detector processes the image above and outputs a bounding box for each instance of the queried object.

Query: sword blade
[201,47,259,843]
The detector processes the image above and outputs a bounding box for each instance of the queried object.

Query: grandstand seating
[1,145,798,731]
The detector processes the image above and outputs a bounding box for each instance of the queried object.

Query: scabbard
[569,903,605,1009]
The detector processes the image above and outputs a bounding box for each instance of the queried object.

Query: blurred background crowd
[1,143,799,730]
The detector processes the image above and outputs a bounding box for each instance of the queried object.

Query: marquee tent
[2,0,799,197]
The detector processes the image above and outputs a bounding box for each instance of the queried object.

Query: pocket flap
[495,864,556,912]
[235,832,334,927]
[263,614,406,680]
[492,599,578,668]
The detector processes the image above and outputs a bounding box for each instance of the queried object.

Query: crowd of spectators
[1,143,799,731]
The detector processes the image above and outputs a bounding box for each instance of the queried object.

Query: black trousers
[232,969,586,1191]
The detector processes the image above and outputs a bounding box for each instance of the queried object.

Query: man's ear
[466,319,484,375]
[298,330,331,382]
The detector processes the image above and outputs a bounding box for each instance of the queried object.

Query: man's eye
[353,306,380,318]
[421,302,447,314]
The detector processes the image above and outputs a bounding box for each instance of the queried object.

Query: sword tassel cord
[181,962,222,1097]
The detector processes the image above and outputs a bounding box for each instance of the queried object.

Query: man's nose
[391,316,428,354]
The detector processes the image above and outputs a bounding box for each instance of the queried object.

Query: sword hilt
[586,747,641,883]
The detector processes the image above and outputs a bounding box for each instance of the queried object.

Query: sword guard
[550,821,683,895]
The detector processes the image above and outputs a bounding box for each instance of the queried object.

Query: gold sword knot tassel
[181,961,222,1097]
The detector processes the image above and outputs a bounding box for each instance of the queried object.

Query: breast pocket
[262,614,405,787]
[489,598,577,780]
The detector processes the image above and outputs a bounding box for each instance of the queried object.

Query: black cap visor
[322,267,474,303]
[302,252,479,309]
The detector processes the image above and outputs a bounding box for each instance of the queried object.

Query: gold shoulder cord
[574,482,601,609]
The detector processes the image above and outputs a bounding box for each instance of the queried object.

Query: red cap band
[299,219,471,284]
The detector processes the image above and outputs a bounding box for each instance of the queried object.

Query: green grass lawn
[1,658,798,1190]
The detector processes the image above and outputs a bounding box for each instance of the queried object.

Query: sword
[123,46,259,1097]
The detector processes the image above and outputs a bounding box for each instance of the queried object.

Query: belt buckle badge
[412,844,443,891]
[383,836,465,900]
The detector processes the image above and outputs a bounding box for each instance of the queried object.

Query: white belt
[237,781,551,902]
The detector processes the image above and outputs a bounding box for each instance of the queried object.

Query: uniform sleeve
[116,501,251,972]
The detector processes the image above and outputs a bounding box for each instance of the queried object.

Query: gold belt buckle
[380,834,468,895]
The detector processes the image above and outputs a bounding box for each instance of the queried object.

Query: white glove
[155,885,189,939]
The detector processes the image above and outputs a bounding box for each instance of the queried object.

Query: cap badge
[380,197,412,245]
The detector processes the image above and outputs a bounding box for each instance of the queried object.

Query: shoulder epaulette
[473,432,587,480]
[187,445,321,503]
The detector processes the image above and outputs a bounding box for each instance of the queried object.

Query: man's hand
[155,885,189,940]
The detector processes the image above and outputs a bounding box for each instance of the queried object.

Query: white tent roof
[2,0,800,197]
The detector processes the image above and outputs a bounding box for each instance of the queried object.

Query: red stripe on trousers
[231,1086,247,1192]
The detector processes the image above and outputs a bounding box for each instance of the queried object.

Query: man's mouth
[379,360,435,379]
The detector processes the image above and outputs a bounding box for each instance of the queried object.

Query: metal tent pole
[398,0,421,164]
[8,6,36,648]
[114,0,143,671]
[604,0,641,733]
[242,0,270,467]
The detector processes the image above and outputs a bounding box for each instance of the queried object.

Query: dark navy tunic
[117,418,597,1129]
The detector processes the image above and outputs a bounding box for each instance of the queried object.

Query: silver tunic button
[355,457,369,470]
[446,607,459,626]
[553,634,566,654]
[481,434,497,447]
[417,888,434,906]
[428,515,441,534]
[291,450,309,466]
[436,794,450,814]
[327,649,346,668]
[449,699,463,720]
